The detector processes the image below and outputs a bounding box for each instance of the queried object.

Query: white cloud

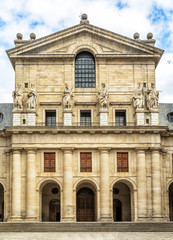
[0,0,173,103]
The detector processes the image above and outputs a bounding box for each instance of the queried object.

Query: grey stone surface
[0,103,13,130]
[159,103,173,130]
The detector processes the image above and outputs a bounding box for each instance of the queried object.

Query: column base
[25,216,38,222]
[99,216,113,222]
[61,217,75,222]
[8,216,23,222]
[150,217,164,222]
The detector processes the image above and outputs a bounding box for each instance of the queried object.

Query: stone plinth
[63,109,72,126]
[27,112,36,126]
[99,109,109,126]
[136,109,145,126]
[12,110,21,126]
[151,110,159,126]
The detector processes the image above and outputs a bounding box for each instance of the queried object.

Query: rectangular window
[115,111,126,126]
[80,152,92,172]
[117,152,128,172]
[80,110,91,126]
[45,110,56,126]
[44,153,55,172]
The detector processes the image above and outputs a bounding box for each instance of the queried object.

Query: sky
[0,0,173,103]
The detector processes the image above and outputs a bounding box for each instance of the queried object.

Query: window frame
[115,110,126,126]
[0,113,3,123]
[117,152,128,172]
[80,152,92,172]
[75,51,96,88]
[44,152,56,172]
[80,110,92,126]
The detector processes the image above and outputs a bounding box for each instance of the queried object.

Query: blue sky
[0,0,173,103]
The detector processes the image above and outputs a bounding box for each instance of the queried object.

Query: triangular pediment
[7,23,163,67]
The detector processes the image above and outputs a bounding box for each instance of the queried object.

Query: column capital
[61,147,74,153]
[135,148,148,153]
[150,147,162,153]
[10,148,22,154]
[24,148,37,154]
[98,147,111,153]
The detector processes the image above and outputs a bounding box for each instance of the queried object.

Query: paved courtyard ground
[0,232,172,240]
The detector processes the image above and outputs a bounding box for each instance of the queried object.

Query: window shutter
[117,152,128,172]
[44,153,55,172]
[80,152,92,172]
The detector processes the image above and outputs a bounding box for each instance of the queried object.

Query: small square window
[0,113,3,123]
[45,110,56,126]
[25,83,28,88]
[80,111,91,126]
[23,119,26,124]
[143,83,146,88]
[146,119,149,124]
[115,111,126,126]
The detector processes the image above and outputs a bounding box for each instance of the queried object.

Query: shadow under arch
[75,178,98,222]
[38,178,62,222]
[0,182,5,222]
[112,178,136,222]
[168,181,173,221]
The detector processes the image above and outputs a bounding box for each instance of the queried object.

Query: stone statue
[146,85,159,110]
[63,84,73,109]
[12,85,23,110]
[27,85,37,110]
[98,83,109,109]
[132,84,144,109]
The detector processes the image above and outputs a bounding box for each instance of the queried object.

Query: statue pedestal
[99,109,109,126]
[12,110,22,126]
[151,110,159,126]
[27,110,36,126]
[136,109,145,126]
[64,109,72,126]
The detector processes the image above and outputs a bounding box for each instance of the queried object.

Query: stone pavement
[0,232,172,240]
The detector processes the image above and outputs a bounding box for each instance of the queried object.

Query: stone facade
[0,15,173,223]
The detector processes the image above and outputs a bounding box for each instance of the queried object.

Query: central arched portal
[42,182,60,222]
[77,187,95,222]
[113,182,131,221]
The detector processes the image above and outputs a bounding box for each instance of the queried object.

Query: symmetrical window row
[45,110,126,126]
[44,152,128,173]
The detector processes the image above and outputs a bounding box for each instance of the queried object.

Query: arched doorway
[77,187,95,222]
[42,182,60,222]
[0,184,4,222]
[113,182,131,221]
[169,182,173,221]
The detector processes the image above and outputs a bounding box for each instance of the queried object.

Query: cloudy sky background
[0,0,173,103]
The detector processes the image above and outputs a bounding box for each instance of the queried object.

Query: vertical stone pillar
[11,149,22,220]
[5,151,11,220]
[26,149,37,220]
[151,149,163,220]
[99,148,112,222]
[61,148,74,222]
[136,149,147,220]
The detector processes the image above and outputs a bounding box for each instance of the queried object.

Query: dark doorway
[113,182,131,221]
[113,199,122,221]
[169,183,173,221]
[49,199,60,221]
[0,184,4,222]
[77,187,95,221]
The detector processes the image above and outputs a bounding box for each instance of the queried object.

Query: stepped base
[0,222,173,232]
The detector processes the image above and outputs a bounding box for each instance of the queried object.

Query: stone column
[11,149,22,220]
[99,148,112,222]
[151,149,163,220]
[136,149,147,220]
[26,149,37,220]
[61,148,74,222]
[4,151,11,220]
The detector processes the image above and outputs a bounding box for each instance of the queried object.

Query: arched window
[75,52,95,88]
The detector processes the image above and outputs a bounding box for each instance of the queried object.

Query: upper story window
[0,113,3,123]
[115,110,126,126]
[44,153,55,172]
[168,112,173,123]
[80,152,92,172]
[117,152,128,172]
[80,110,91,126]
[45,110,56,126]
[75,51,95,88]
